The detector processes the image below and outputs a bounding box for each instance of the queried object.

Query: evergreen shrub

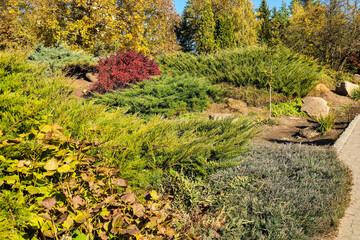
[28,44,98,73]
[0,50,255,186]
[92,50,161,94]
[94,74,217,117]
[158,46,321,97]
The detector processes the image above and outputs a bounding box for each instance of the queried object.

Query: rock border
[333,114,360,152]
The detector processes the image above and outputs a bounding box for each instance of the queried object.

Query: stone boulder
[301,97,329,117]
[85,72,99,82]
[335,81,359,96]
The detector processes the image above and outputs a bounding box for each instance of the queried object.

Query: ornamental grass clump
[92,50,161,94]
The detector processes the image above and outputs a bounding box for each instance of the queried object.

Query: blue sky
[174,0,291,14]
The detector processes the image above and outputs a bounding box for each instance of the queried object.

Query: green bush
[0,50,255,187]
[28,44,98,73]
[158,46,321,97]
[162,143,351,239]
[94,74,218,117]
[216,83,288,107]
[270,99,307,117]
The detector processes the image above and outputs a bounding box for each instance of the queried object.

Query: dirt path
[334,114,360,240]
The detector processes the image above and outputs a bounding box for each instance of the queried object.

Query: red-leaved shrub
[92,50,161,93]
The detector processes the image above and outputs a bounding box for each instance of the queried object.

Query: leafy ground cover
[0,125,179,240]
[163,143,351,239]
[158,46,321,97]
[270,99,307,117]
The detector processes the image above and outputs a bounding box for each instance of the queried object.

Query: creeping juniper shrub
[28,44,98,73]
[158,46,321,97]
[94,74,218,117]
[92,50,161,93]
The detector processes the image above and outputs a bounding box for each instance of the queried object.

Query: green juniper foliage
[215,15,236,49]
[159,46,321,97]
[0,49,255,187]
[28,44,98,73]
[93,74,218,117]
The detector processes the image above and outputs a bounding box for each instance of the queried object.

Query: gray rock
[85,73,99,82]
[209,113,233,120]
[299,127,321,139]
[301,97,329,117]
[335,81,359,96]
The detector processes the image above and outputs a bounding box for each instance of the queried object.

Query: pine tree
[215,15,236,49]
[176,0,197,52]
[197,1,217,54]
[257,0,272,44]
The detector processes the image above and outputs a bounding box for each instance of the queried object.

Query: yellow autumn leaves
[0,0,179,56]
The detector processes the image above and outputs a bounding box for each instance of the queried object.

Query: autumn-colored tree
[0,0,33,49]
[0,0,179,56]
[143,0,180,56]
[197,1,217,53]
[286,0,360,69]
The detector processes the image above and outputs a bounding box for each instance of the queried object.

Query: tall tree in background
[176,0,259,52]
[257,0,272,43]
[197,1,217,53]
[0,0,33,49]
[285,0,360,70]
[176,0,197,52]
[143,0,180,55]
[0,0,179,56]
[270,1,290,43]
[215,15,236,49]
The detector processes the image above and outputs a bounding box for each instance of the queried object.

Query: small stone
[209,113,233,120]
[335,81,359,96]
[299,127,321,139]
[301,97,330,118]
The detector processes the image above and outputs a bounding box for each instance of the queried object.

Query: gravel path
[334,115,360,240]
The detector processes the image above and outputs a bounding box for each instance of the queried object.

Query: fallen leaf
[56,213,68,225]
[40,197,56,210]
[112,178,127,187]
[39,213,52,221]
[121,193,136,203]
[121,225,140,236]
[133,203,145,218]
[72,195,85,209]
